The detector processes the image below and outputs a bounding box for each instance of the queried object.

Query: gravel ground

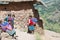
[1,29,35,40]
[15,29,35,40]
[41,30,60,40]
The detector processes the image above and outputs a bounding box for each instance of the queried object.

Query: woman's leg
[11,32,17,39]
[32,30,34,34]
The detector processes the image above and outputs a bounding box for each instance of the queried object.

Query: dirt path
[15,29,36,40]
[1,29,35,40]
[1,26,60,40]
[41,30,60,40]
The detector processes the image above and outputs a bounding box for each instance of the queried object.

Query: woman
[4,14,14,29]
[27,15,35,34]
[6,20,16,37]
[1,20,16,38]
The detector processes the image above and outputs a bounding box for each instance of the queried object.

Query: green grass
[43,19,60,33]
[35,32,41,40]
[44,23,60,33]
[23,28,27,32]
[39,12,60,33]
[35,0,60,33]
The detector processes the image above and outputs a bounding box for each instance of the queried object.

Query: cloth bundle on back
[1,21,9,31]
[31,18,38,23]
[1,21,16,36]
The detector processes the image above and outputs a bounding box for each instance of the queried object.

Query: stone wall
[0,2,44,34]
[0,2,34,28]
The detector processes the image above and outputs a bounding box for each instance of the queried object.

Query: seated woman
[6,20,16,37]
[1,20,16,38]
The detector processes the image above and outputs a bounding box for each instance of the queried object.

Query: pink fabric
[6,24,12,30]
